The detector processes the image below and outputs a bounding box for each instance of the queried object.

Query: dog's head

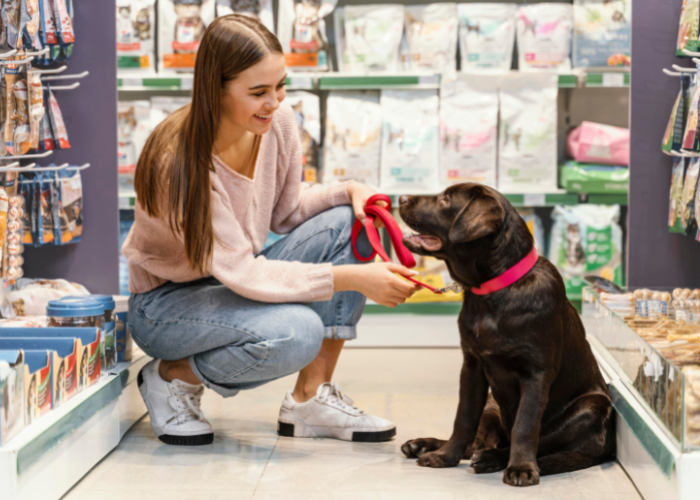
[399,183,533,289]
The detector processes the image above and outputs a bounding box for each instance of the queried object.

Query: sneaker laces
[167,382,206,424]
[317,383,363,416]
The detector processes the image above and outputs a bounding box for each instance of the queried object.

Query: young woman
[122,15,419,446]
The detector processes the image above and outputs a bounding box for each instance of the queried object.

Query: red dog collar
[471,247,539,295]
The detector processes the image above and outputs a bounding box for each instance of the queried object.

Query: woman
[122,14,419,446]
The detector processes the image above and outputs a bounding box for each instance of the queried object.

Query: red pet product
[567,121,630,167]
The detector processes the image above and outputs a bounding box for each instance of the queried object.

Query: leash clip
[435,283,464,294]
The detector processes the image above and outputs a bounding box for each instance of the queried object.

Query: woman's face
[221,53,287,136]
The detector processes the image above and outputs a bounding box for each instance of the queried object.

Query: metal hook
[41,71,89,82]
[33,65,66,75]
[683,48,700,57]
[0,49,17,59]
[37,163,71,171]
[1,56,34,66]
[22,47,49,57]
[4,150,53,160]
[0,162,21,170]
[672,65,696,73]
[68,163,90,171]
[664,68,683,76]
[43,82,80,90]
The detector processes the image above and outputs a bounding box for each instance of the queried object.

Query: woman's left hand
[347,181,385,228]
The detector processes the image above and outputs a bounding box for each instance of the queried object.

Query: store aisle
[62,349,640,500]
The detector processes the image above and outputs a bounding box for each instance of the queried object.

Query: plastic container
[91,295,117,368]
[113,295,132,362]
[46,298,108,370]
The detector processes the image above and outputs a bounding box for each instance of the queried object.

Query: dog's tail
[537,451,613,476]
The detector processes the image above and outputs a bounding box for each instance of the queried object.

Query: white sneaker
[277,382,396,442]
[137,359,214,446]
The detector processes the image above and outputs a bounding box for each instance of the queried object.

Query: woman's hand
[333,263,422,308]
[346,181,385,228]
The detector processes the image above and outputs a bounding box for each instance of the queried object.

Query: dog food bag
[323,91,381,188]
[678,0,700,56]
[150,96,191,128]
[215,0,274,32]
[116,0,156,72]
[56,168,82,243]
[345,5,404,73]
[403,4,458,73]
[118,101,151,182]
[458,3,516,73]
[380,89,440,192]
[440,73,498,188]
[498,72,558,193]
[567,121,630,167]
[285,91,320,183]
[517,208,545,255]
[516,3,573,72]
[663,74,692,154]
[46,87,70,150]
[573,0,630,68]
[159,0,216,73]
[277,0,336,71]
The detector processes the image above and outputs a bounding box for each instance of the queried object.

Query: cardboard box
[22,350,52,423]
[0,350,26,445]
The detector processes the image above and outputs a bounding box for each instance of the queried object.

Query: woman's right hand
[333,263,422,308]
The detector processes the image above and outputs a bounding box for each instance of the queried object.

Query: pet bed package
[158,0,216,73]
[380,89,440,193]
[567,121,630,167]
[116,0,156,72]
[403,3,458,73]
[670,157,688,234]
[498,72,558,193]
[323,91,381,188]
[573,0,630,68]
[439,73,499,189]
[678,0,700,56]
[663,74,693,155]
[118,101,151,192]
[285,91,320,183]
[516,3,574,72]
[277,0,336,71]
[560,161,629,194]
[215,0,274,33]
[457,3,517,73]
[344,4,404,73]
[516,208,545,255]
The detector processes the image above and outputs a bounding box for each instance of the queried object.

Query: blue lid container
[88,295,116,312]
[46,298,105,317]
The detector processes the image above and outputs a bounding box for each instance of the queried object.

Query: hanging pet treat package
[344,4,404,73]
[380,89,440,193]
[277,0,336,71]
[3,177,23,281]
[439,73,499,189]
[24,0,43,51]
[17,172,34,245]
[573,0,630,68]
[670,157,688,233]
[34,171,54,246]
[56,167,82,244]
[116,0,156,72]
[118,101,151,192]
[403,3,458,74]
[682,75,700,155]
[215,0,274,32]
[38,103,55,151]
[678,0,700,56]
[53,0,75,46]
[663,74,692,155]
[498,72,558,193]
[285,91,320,183]
[323,91,381,188]
[682,157,700,235]
[28,69,44,151]
[46,87,70,150]
[3,0,27,50]
[39,0,59,50]
[457,3,516,73]
[333,7,348,72]
[3,62,31,156]
[516,3,574,72]
[159,0,216,73]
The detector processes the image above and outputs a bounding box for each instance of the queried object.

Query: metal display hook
[5,151,53,160]
[1,56,34,66]
[0,49,17,60]
[0,162,90,172]
[22,47,49,57]
[672,65,697,73]
[43,82,80,91]
[41,70,89,81]
[663,68,683,76]
[683,48,700,57]
[34,65,67,75]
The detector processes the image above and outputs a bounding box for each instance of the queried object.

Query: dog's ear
[448,192,506,244]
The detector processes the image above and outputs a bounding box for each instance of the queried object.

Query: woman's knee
[281,307,325,373]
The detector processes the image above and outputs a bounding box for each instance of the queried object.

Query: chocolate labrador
[398,183,614,487]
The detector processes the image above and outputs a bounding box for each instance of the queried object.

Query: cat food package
[345,4,404,73]
[403,3,458,74]
[678,0,700,56]
[663,74,692,154]
[517,208,545,255]
[46,87,70,149]
[380,89,440,192]
[333,7,348,72]
[54,167,82,244]
[498,73,558,192]
[277,0,336,71]
[323,91,381,188]
[567,121,630,167]
[116,0,156,72]
[150,96,191,128]
[440,73,499,189]
[118,101,151,179]
[215,0,274,33]
[516,3,574,72]
[158,0,216,73]
[458,3,516,73]
[285,92,320,183]
[548,204,623,298]
[573,0,631,68]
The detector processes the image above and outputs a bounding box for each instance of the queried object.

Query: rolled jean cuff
[324,326,357,340]
[188,355,241,398]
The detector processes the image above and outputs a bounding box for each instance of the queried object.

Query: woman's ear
[448,193,506,244]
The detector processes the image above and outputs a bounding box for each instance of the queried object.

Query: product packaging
[24,0,42,51]
[116,0,156,72]
[498,72,558,192]
[52,0,75,47]
[34,171,54,245]
[663,74,693,155]
[158,0,216,73]
[323,91,381,187]
[23,349,51,418]
[285,92,320,183]
[89,295,117,370]
[56,167,82,244]
[3,0,26,50]
[670,157,688,233]
[345,4,404,73]
[215,0,274,32]
[573,0,630,68]
[567,121,630,166]
[403,3,458,74]
[678,0,700,56]
[150,96,191,128]
[113,295,132,362]
[3,62,31,156]
[0,350,25,445]
[46,87,70,149]
[682,157,700,234]
[457,3,516,73]
[277,0,336,71]
[439,73,499,189]
[333,7,348,72]
[28,70,43,151]
[118,101,151,190]
[560,161,628,194]
[1,278,89,318]
[517,208,545,255]
[516,3,574,72]
[4,173,24,281]
[380,89,440,192]
[18,172,33,245]
[38,104,55,151]
[39,0,59,49]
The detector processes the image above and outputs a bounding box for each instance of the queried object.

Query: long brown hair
[134,15,283,273]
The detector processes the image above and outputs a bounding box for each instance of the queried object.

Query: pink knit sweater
[122,103,351,303]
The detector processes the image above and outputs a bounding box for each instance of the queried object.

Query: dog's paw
[401,438,445,458]
[470,448,506,474]
[502,464,540,487]
[416,451,461,468]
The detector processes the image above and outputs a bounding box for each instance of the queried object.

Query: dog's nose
[399,195,409,206]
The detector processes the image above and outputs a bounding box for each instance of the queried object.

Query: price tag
[418,75,439,86]
[289,76,313,89]
[122,78,142,88]
[602,73,625,87]
[523,193,546,206]
[180,77,194,90]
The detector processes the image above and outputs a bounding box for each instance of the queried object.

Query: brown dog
[398,183,615,487]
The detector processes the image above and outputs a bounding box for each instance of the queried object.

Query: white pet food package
[380,90,440,192]
[440,74,499,189]
[323,91,382,188]
[517,208,545,255]
[333,7,348,72]
[404,3,459,74]
[498,73,558,192]
[345,5,405,73]
[277,0,336,71]
[150,96,192,127]
[116,0,156,72]
[285,91,321,183]
[215,0,274,33]
[516,3,573,72]
[158,0,216,73]
[573,0,631,68]
[458,3,516,73]
[118,101,152,181]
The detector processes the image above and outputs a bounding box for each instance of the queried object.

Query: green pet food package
[681,76,700,153]
[669,157,688,233]
[663,74,692,153]
[559,161,628,194]
[681,156,700,232]
[573,0,630,68]
[678,0,700,56]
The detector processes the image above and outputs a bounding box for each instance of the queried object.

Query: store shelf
[364,301,462,315]
[585,71,630,88]
[119,191,136,210]
[117,73,315,91]
[319,74,441,90]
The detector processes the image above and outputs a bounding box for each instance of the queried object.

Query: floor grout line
[252,435,280,496]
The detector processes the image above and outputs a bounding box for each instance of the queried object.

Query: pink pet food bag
[567,121,629,167]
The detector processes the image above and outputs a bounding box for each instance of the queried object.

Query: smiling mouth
[254,113,272,121]
[403,233,443,251]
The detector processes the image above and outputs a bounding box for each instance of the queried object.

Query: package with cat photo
[516,3,573,72]
[403,3,458,74]
[215,0,274,33]
[150,96,191,128]
[285,91,320,183]
[277,0,337,71]
[458,3,516,73]
[323,91,381,188]
[116,0,156,72]
[158,0,216,73]
[118,101,151,192]
[345,4,404,73]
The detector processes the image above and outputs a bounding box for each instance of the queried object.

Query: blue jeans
[129,206,371,397]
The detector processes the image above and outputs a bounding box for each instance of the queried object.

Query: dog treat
[46,87,70,149]
[116,0,156,72]
[682,73,700,154]
[285,91,320,183]
[403,3,458,73]
[344,4,404,73]
[277,0,335,72]
[158,0,215,73]
[28,69,43,151]
[24,0,42,50]
[573,0,630,68]
[57,167,82,243]
[669,158,688,234]
[39,0,58,47]
[516,3,573,72]
[678,0,700,56]
[215,0,274,32]
[458,3,516,73]
[681,158,700,231]
[52,0,75,45]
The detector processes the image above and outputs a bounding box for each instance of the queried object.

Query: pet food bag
[670,157,688,233]
[682,75,700,154]
[285,91,320,183]
[498,73,558,193]
[149,96,191,127]
[663,74,693,154]
[116,0,156,72]
[458,3,517,73]
[323,91,381,188]
[517,208,545,255]
[277,0,336,71]
[56,168,82,244]
[118,101,151,192]
[333,7,348,72]
[380,89,440,192]
[678,0,700,56]
[567,121,630,166]
[158,0,216,73]
[439,73,499,189]
[345,4,404,73]
[682,157,700,233]
[549,204,623,298]
[516,3,574,72]
[573,0,630,68]
[403,3,459,74]
[215,0,274,33]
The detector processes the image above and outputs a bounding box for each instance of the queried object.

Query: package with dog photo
[116,0,156,72]
[277,0,336,71]
[323,91,381,188]
[345,4,404,73]
[458,3,516,73]
[403,3,458,73]
[285,91,320,183]
[158,0,216,73]
[380,90,440,192]
[516,3,573,72]
[498,73,558,193]
[215,0,274,33]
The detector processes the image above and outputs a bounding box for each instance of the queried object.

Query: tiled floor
[62,349,641,500]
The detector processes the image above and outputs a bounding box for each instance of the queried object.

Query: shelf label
[418,75,439,85]
[121,78,142,88]
[289,76,313,89]
[180,77,193,90]
[523,193,546,206]
[602,73,625,87]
